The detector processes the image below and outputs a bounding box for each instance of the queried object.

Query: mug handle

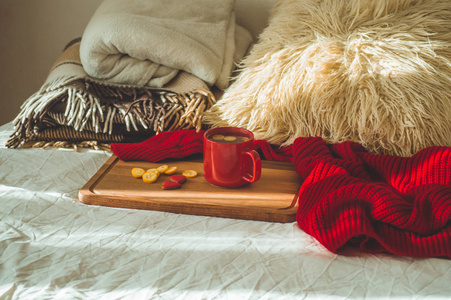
[242,150,261,183]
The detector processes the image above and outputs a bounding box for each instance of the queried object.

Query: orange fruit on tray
[146,168,160,177]
[131,168,145,178]
[164,166,177,175]
[157,165,169,173]
[142,172,158,183]
[182,170,198,178]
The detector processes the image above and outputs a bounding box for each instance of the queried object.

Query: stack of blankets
[6,0,252,150]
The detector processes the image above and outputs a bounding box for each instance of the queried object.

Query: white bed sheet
[0,122,450,300]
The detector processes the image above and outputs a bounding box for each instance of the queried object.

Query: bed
[2,0,451,298]
[1,120,450,299]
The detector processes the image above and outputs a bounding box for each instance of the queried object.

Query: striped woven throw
[6,38,216,150]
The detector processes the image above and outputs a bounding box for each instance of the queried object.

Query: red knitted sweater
[292,137,450,258]
[111,130,451,258]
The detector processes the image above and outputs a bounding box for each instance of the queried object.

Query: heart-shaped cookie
[170,175,187,184]
[162,180,181,190]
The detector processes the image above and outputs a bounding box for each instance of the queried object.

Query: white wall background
[0,0,274,126]
[0,0,102,125]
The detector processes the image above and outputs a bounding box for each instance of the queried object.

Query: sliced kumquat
[164,166,177,175]
[157,165,169,173]
[146,168,160,177]
[142,172,158,183]
[182,170,198,178]
[131,167,145,178]
[224,136,237,142]
[212,134,224,140]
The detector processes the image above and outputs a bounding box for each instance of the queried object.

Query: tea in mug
[203,126,261,187]
[209,133,250,143]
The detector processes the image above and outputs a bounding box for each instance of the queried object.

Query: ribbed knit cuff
[111,129,205,162]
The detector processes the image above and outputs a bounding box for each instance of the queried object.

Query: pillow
[204,0,451,156]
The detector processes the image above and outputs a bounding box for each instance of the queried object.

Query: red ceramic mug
[203,127,261,187]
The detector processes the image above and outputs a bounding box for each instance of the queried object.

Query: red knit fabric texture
[111,129,293,162]
[110,130,205,162]
[111,130,450,258]
[254,139,292,162]
[293,137,451,258]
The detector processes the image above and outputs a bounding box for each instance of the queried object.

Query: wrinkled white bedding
[0,122,450,299]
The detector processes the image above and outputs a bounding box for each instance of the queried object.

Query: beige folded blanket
[80,0,252,90]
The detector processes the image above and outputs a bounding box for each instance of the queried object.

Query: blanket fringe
[7,75,216,148]
[22,140,111,151]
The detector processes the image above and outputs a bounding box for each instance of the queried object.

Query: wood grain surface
[79,155,302,222]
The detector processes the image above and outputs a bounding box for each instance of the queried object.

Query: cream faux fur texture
[203,0,451,156]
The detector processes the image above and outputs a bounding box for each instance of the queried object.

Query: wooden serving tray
[79,155,302,223]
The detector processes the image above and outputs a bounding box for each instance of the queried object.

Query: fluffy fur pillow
[204,0,451,156]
